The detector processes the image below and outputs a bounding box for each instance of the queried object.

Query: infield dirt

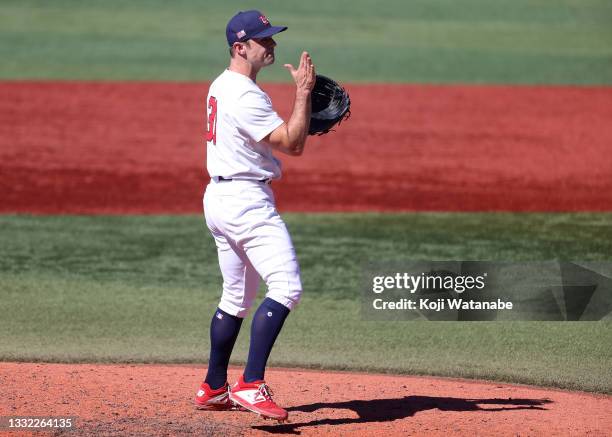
[2,362,611,436]
[1,82,611,213]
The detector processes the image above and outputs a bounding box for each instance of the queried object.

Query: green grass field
[1,214,611,393]
[1,0,611,83]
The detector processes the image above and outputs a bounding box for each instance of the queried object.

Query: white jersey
[205,69,284,180]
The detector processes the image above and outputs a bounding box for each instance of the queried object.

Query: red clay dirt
[2,362,610,436]
[1,82,611,213]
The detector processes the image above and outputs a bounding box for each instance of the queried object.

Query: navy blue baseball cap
[226,10,287,46]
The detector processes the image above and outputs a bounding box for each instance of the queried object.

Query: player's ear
[233,42,248,57]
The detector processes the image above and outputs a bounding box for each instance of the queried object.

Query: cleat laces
[258,383,274,402]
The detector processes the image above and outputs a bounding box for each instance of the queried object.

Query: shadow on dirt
[253,396,553,434]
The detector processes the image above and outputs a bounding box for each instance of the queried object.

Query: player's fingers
[283,63,296,74]
[304,53,312,69]
[309,66,315,87]
[299,51,309,69]
[307,57,314,72]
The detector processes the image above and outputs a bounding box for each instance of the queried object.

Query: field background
[1,0,611,395]
[2,0,612,83]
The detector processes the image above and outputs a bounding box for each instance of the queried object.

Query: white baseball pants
[203,179,302,317]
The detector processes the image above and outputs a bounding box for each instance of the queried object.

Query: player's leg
[241,214,301,382]
[196,188,260,409]
[243,296,290,382]
[205,234,260,388]
[228,208,300,420]
[196,234,260,409]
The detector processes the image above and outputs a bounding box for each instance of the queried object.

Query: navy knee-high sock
[243,298,290,383]
[204,308,243,390]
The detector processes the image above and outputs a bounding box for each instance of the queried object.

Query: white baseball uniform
[204,69,302,318]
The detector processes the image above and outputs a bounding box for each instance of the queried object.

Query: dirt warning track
[1,82,611,213]
[2,362,610,436]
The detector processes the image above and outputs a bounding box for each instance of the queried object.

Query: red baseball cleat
[229,375,288,421]
[194,381,232,410]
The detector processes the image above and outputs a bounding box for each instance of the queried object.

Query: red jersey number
[206,96,217,145]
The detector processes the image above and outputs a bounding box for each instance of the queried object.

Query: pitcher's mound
[2,362,610,436]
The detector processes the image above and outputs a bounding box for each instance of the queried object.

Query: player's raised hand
[284,52,316,95]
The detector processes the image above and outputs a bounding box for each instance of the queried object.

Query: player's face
[248,37,277,67]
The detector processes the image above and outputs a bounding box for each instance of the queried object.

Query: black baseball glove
[308,74,351,135]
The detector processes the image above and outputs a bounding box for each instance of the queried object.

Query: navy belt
[215,176,271,185]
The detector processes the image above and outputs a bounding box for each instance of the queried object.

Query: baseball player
[194,10,315,422]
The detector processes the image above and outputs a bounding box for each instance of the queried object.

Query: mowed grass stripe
[1,213,611,393]
[1,0,611,83]
[2,213,612,292]
[1,274,610,393]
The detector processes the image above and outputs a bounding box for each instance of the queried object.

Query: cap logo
[259,15,269,25]
[236,30,246,39]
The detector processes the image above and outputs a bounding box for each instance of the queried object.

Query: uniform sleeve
[235,90,284,143]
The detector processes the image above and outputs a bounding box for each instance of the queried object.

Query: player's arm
[265,52,315,156]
